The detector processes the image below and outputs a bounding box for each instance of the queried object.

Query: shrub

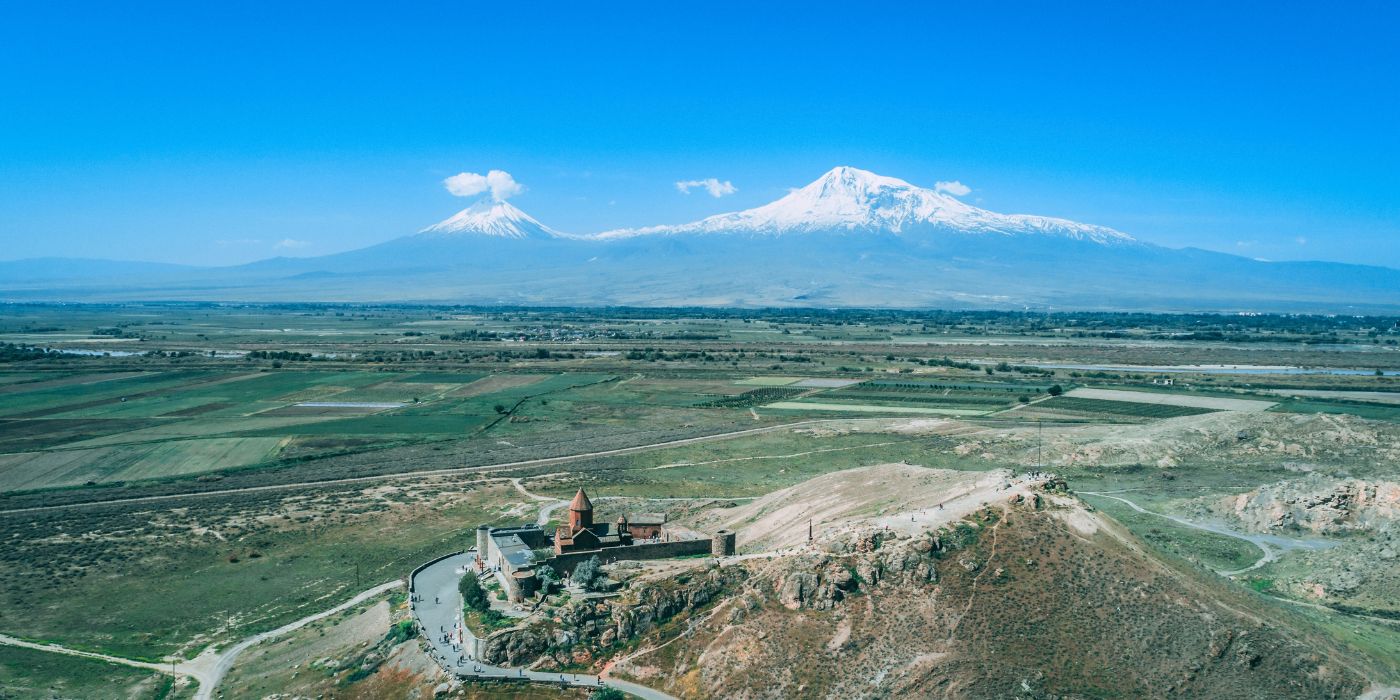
[572,555,605,592]
[460,574,489,612]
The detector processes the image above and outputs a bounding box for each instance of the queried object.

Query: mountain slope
[1,167,1398,312]
[600,166,1135,244]
[417,199,574,239]
[600,466,1373,699]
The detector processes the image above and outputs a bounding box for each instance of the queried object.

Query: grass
[0,481,510,660]
[0,437,287,492]
[1082,494,1261,572]
[519,427,1009,499]
[0,644,177,699]
[3,303,1399,686]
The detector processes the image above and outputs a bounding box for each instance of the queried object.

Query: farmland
[1,303,1400,696]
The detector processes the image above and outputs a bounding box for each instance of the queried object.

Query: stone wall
[547,538,712,576]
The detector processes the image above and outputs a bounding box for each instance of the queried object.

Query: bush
[572,555,605,592]
[460,574,489,612]
[590,689,626,700]
[1048,384,1064,396]
[537,564,560,593]
[385,618,417,644]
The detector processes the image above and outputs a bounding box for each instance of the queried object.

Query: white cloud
[443,169,524,201]
[675,178,738,198]
[935,180,971,197]
[274,238,310,250]
[1295,236,1308,246]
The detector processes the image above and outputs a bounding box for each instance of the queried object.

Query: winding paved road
[411,551,675,700]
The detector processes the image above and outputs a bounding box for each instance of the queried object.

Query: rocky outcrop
[1214,475,1400,535]
[481,627,547,666]
[483,565,743,668]
[775,527,944,610]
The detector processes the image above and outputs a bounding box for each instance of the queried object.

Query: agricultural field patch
[0,370,223,418]
[1066,387,1276,411]
[1270,400,1400,422]
[239,414,490,437]
[1262,389,1400,405]
[765,401,989,415]
[791,378,862,388]
[735,376,802,386]
[700,387,807,408]
[1019,396,1218,421]
[0,371,148,395]
[400,371,486,383]
[0,418,160,452]
[0,436,286,492]
[256,403,396,417]
[447,373,549,397]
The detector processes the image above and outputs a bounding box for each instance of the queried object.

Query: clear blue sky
[2,1,1397,267]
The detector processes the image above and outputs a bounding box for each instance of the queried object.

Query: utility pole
[1037,419,1043,470]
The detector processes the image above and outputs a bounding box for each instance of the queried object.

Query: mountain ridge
[597,166,1137,244]
[2,166,1398,312]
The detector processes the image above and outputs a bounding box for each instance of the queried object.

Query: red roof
[569,488,593,512]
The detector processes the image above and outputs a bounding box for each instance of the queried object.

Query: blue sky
[2,1,1397,267]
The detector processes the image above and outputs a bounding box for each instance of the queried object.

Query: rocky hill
[479,464,1376,698]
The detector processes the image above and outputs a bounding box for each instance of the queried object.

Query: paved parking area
[410,550,670,698]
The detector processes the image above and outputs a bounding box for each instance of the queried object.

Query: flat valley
[0,304,1397,699]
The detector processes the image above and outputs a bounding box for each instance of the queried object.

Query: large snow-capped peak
[419,199,571,239]
[597,166,1134,244]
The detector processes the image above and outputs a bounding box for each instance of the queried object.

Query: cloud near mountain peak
[676,178,737,197]
[444,170,524,201]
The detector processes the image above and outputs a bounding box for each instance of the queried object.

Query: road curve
[1080,491,1336,576]
[191,579,405,700]
[412,552,677,700]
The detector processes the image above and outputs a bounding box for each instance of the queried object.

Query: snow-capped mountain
[5,165,1399,312]
[420,199,572,239]
[599,166,1134,244]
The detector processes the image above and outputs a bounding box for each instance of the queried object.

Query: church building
[554,488,634,554]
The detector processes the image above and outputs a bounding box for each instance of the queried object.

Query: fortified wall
[475,489,739,600]
[549,537,713,576]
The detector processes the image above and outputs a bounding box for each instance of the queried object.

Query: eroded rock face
[1216,475,1400,535]
[774,528,943,610]
[482,627,546,666]
[483,566,742,668]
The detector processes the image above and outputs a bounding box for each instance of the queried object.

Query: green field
[0,645,177,699]
[0,437,286,492]
[3,303,1400,694]
[1018,395,1218,421]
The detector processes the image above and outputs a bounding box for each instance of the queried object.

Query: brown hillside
[614,487,1367,699]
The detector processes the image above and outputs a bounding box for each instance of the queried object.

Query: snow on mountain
[597,166,1134,244]
[419,199,572,239]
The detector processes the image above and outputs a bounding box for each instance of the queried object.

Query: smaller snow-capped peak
[419,199,571,239]
[598,166,1134,244]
